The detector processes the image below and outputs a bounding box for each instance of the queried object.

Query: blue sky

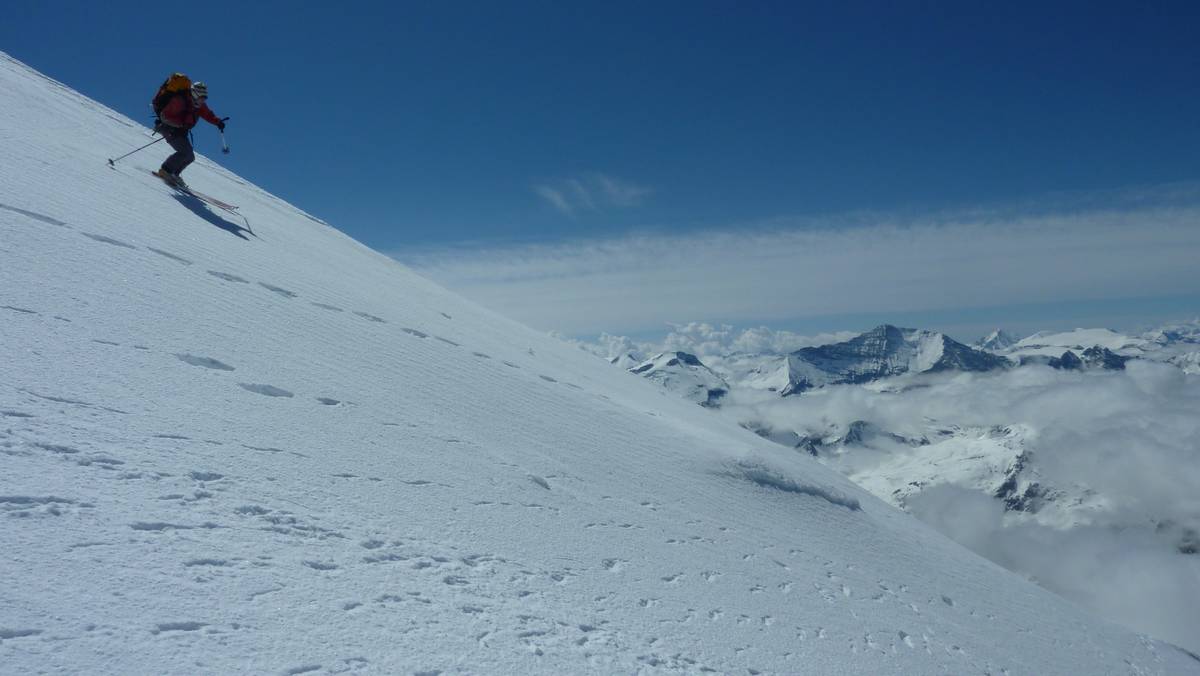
[4,1,1199,340]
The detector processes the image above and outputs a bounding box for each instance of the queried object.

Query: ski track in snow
[1,51,1197,674]
[0,201,68,226]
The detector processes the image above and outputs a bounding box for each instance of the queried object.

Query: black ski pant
[160,127,195,176]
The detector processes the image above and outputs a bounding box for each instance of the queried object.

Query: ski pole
[107,136,164,167]
[219,123,230,154]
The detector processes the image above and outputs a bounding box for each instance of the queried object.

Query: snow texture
[2,51,1198,674]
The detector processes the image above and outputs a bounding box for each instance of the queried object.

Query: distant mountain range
[620,321,1200,406]
[619,324,1014,404]
[997,322,1200,374]
[612,319,1200,558]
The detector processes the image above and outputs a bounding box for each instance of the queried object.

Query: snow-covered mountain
[1144,319,1200,347]
[627,351,729,407]
[12,53,1198,672]
[1017,344,1131,370]
[992,323,1200,374]
[779,419,1092,528]
[1139,320,1200,375]
[806,422,1060,515]
[687,325,1012,398]
[633,322,1196,535]
[1006,327,1154,358]
[975,324,1200,364]
[975,328,1020,352]
[778,324,1011,395]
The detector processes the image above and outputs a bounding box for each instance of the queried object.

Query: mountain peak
[865,323,910,341]
[780,325,1009,395]
[629,351,729,407]
[976,329,1020,352]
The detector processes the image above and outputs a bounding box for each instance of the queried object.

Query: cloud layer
[398,199,1200,336]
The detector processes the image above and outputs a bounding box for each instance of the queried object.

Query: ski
[150,170,239,213]
[179,186,239,213]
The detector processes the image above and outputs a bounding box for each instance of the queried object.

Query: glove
[217,118,227,132]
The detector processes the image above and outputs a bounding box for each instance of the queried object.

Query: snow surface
[3,52,1199,674]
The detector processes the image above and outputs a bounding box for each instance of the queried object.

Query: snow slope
[2,53,1197,674]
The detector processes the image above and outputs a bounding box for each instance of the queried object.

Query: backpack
[152,73,192,116]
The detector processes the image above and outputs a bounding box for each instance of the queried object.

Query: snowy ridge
[2,52,1198,674]
[998,324,1200,374]
[1008,327,1153,357]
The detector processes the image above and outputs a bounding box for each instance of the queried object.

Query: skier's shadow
[172,193,253,240]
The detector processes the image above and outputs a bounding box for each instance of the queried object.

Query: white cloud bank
[398,199,1200,336]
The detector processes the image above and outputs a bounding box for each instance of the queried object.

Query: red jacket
[159,94,221,130]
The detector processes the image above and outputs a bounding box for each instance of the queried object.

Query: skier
[151,76,226,188]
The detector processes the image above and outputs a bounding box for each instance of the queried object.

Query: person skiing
[151,77,226,188]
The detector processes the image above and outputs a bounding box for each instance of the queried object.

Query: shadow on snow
[171,193,252,240]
